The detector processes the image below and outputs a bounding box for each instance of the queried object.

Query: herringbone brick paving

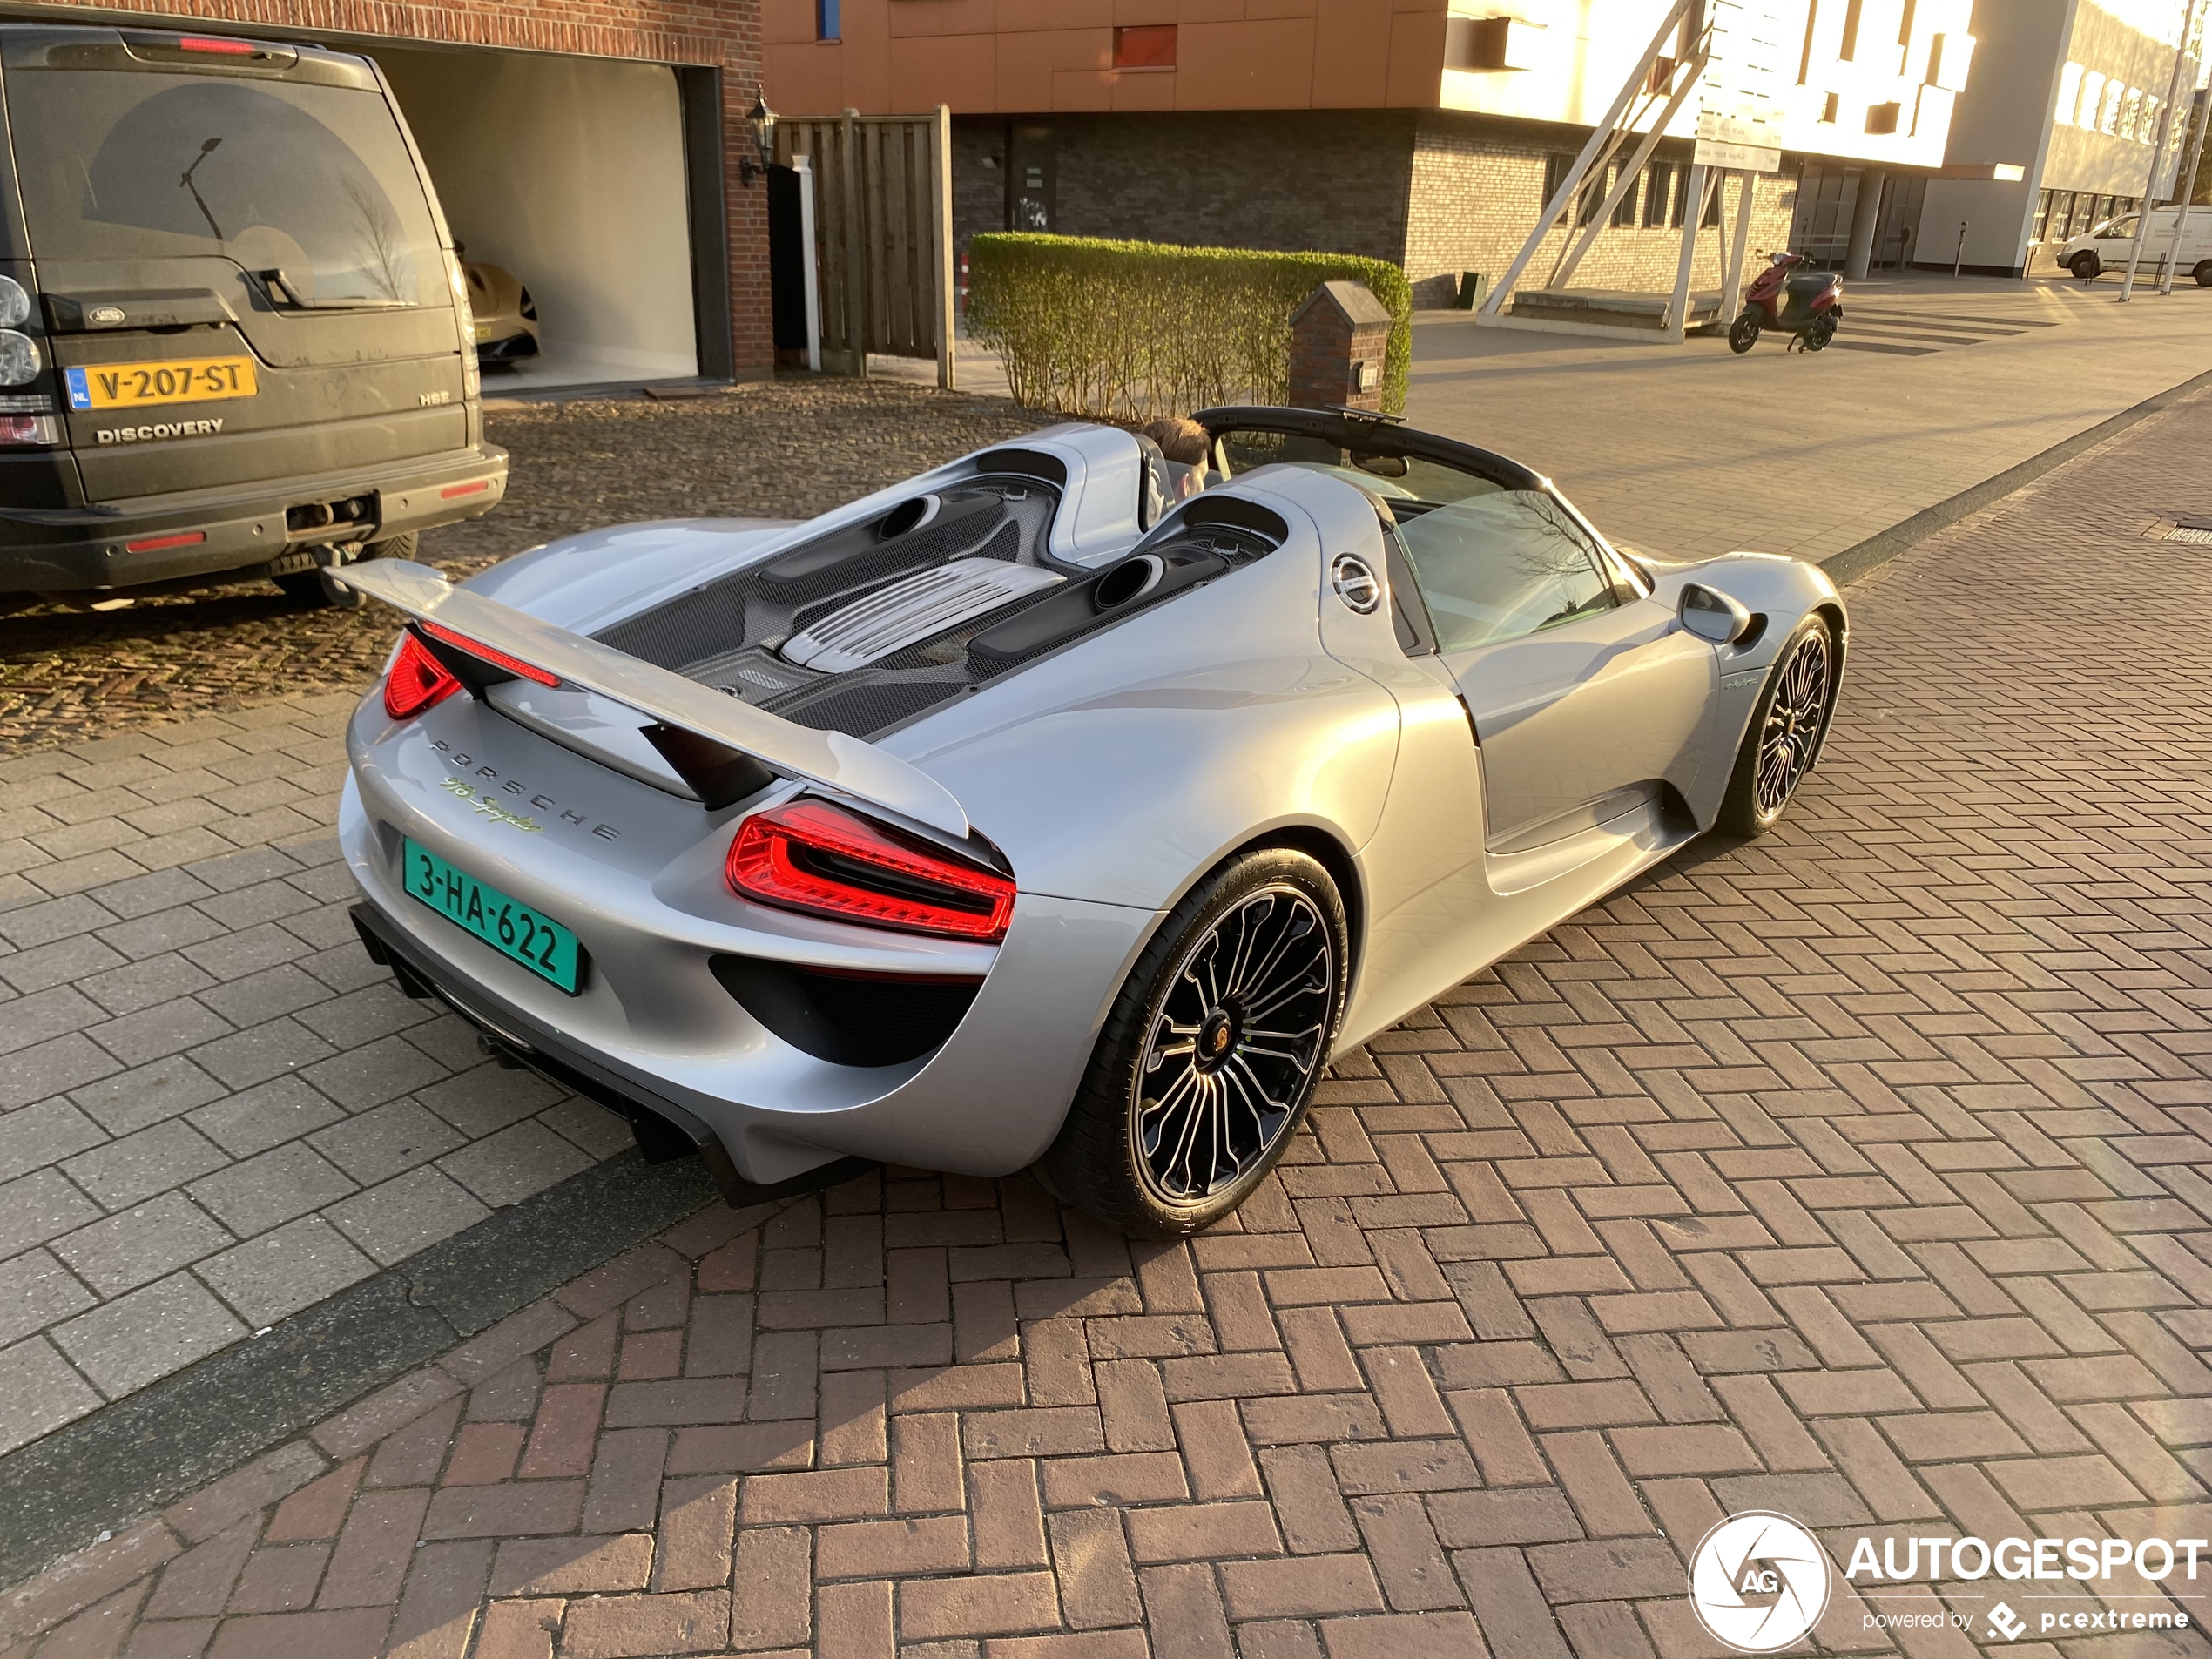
[3,387,2210,1657]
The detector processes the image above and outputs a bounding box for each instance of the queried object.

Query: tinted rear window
[10,68,442,306]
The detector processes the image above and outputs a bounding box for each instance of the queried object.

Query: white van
[2056,205,2212,283]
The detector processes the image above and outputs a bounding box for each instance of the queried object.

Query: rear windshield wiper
[255,269,413,312]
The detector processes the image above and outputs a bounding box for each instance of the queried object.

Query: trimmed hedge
[966,233,1411,421]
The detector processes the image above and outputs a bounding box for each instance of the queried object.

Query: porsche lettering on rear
[337,413,1844,1239]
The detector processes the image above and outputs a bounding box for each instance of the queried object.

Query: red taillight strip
[441,480,490,499]
[178,35,258,52]
[727,799,1015,943]
[418,620,559,687]
[125,530,206,553]
[384,632,462,720]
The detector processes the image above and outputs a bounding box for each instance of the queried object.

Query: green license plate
[401,838,584,995]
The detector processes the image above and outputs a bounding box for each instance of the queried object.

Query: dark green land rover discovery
[0,24,506,606]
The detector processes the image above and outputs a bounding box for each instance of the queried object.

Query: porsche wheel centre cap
[1201,1010,1234,1061]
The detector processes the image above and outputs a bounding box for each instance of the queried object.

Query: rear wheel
[2071,251,2101,280]
[1040,848,1348,1237]
[2195,260,2212,287]
[1716,617,1837,839]
[1803,317,1837,352]
[1728,313,1761,354]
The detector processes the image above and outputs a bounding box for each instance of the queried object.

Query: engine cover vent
[780,557,1062,674]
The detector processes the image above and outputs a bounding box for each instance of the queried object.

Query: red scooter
[1728,252,1844,353]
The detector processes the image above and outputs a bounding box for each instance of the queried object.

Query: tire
[1716,616,1838,839]
[1728,313,1761,354]
[2071,252,2101,280]
[271,534,412,610]
[2194,260,2212,288]
[1039,848,1350,1237]
[1803,318,1837,352]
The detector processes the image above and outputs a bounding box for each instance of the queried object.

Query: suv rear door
[3,27,469,507]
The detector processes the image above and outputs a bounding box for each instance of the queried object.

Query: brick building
[767,0,1975,307]
[30,0,775,386]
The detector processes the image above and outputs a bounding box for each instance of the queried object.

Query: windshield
[9,68,442,306]
[2098,217,2137,239]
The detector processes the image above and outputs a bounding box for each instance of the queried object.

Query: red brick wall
[43,0,772,378]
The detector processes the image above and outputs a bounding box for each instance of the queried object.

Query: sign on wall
[1694,0,1787,172]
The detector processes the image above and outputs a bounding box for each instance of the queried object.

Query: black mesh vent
[768,678,973,736]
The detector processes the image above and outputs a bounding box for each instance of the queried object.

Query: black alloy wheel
[1717,617,1837,838]
[1803,317,1837,352]
[1131,885,1332,1205]
[1042,848,1349,1236]
[1728,312,1761,354]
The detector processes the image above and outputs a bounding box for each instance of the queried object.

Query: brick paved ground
[0,698,642,1458]
[3,343,2209,1656]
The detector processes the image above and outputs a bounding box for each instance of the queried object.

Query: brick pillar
[1286,281,1393,411]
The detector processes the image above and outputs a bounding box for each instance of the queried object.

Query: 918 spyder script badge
[427,740,622,840]
[440,776,543,833]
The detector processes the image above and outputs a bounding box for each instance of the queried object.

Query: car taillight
[179,34,258,52]
[417,620,558,686]
[727,799,1015,943]
[385,631,462,719]
[0,414,58,447]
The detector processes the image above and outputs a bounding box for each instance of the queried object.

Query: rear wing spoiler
[338,560,970,840]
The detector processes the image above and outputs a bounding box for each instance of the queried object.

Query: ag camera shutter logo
[1689,1512,1831,1653]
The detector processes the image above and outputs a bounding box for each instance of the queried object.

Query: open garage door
[373,46,701,392]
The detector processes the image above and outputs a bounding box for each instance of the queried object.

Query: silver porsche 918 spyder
[337,407,1844,1236]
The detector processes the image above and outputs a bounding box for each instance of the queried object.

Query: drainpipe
[2160,83,2209,292]
[2121,0,2201,300]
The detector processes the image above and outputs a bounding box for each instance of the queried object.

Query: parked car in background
[2059,206,2212,284]
[462,258,540,364]
[0,24,507,609]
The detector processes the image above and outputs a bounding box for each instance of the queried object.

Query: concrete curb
[0,1151,721,1588]
[1820,365,2212,587]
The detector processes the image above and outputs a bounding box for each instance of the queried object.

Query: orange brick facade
[42,0,774,379]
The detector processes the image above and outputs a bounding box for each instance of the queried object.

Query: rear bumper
[348,899,867,1209]
[0,442,509,592]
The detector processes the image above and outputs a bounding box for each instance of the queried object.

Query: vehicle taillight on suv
[0,275,57,448]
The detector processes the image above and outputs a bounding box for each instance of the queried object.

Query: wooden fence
[776,108,954,386]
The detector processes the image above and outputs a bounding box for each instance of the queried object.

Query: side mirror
[1679,583,1752,644]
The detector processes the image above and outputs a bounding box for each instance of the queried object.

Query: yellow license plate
[64,357,258,413]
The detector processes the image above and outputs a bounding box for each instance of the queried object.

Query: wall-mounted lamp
[739,92,778,185]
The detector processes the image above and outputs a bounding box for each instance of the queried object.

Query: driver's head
[1142,418,1210,468]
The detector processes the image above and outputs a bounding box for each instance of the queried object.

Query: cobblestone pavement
[2,363,2209,1655]
[0,381,1049,755]
[0,698,640,1460]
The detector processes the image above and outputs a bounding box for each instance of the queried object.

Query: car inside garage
[369,44,702,391]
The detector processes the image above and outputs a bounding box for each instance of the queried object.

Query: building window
[1610,165,1639,226]
[1798,0,1819,84]
[1543,152,1575,213]
[2055,61,2083,124]
[1701,173,1721,227]
[1644,161,1674,226]
[1447,17,1513,71]
[817,0,839,40]
[1840,0,1865,60]
[1865,101,1900,135]
[2033,189,2054,244]
[1113,24,1177,69]
[1896,0,1917,72]
[1820,91,1841,123]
